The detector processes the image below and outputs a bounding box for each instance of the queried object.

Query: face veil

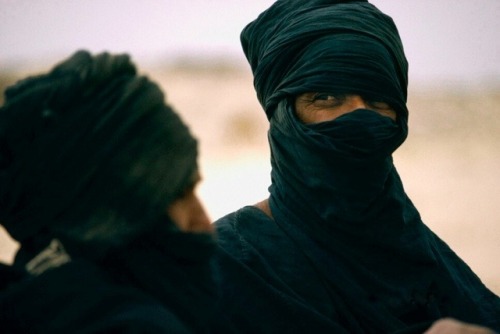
[269,99,405,223]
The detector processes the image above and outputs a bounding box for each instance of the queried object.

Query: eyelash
[312,93,345,102]
[367,101,392,110]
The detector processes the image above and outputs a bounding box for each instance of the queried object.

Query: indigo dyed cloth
[0,50,198,246]
[0,50,216,333]
[212,0,500,332]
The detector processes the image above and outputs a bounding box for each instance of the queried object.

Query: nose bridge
[191,194,213,232]
[350,95,368,109]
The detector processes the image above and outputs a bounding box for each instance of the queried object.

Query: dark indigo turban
[0,52,219,333]
[0,50,198,245]
[241,0,408,120]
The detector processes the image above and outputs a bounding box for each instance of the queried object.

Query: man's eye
[368,100,392,110]
[312,93,345,106]
[313,93,344,101]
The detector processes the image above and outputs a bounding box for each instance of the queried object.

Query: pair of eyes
[309,93,393,111]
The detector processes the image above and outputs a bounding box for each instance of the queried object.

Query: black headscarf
[0,50,197,247]
[242,0,408,120]
[0,50,216,332]
[241,0,500,331]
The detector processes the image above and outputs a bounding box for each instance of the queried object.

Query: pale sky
[1,0,499,84]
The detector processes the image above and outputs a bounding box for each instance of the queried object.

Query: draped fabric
[0,50,197,248]
[241,0,408,120]
[101,227,217,333]
[212,0,500,332]
[0,229,216,333]
[0,50,217,332]
[270,100,405,222]
[268,100,499,331]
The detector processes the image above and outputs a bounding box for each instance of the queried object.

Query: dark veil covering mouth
[235,0,500,332]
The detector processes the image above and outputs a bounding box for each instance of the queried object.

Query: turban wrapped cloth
[241,0,408,121]
[0,50,198,247]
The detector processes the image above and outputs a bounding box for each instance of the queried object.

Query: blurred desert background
[1,0,499,295]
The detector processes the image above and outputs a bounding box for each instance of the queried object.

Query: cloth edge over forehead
[240,0,408,119]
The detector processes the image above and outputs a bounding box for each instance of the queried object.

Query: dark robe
[0,230,216,334]
[212,204,499,333]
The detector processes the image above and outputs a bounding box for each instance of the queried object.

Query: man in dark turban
[211,1,500,333]
[0,50,215,333]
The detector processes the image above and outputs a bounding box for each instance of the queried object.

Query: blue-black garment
[0,260,193,334]
[212,0,500,332]
[0,50,216,333]
[0,230,216,333]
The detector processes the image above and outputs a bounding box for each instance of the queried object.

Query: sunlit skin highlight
[167,171,213,233]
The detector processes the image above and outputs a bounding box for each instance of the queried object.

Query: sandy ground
[1,65,499,294]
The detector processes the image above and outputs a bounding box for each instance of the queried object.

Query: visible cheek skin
[296,107,352,124]
[188,196,213,233]
[294,94,398,124]
[167,194,213,233]
[294,99,355,124]
[167,201,188,231]
[382,110,397,121]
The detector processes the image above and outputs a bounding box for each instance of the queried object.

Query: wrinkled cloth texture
[241,0,408,119]
[0,229,216,333]
[213,207,500,334]
[0,50,217,333]
[0,50,198,248]
[212,0,500,333]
